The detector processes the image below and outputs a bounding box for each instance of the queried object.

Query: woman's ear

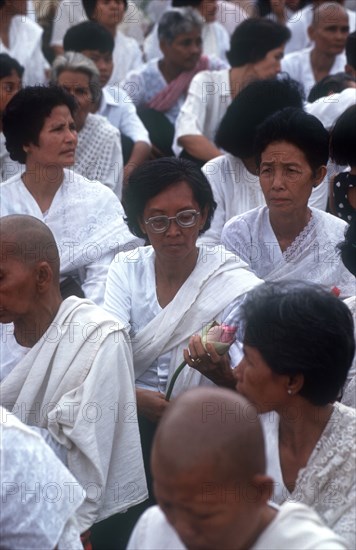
[286,373,304,396]
[313,165,327,188]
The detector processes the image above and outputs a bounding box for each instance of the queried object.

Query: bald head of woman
[152,387,265,484]
[0,215,60,283]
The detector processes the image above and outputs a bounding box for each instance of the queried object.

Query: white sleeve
[122,71,147,107]
[104,253,132,327]
[174,72,209,140]
[116,90,151,144]
[199,157,228,245]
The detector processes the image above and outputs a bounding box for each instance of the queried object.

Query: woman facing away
[221,107,355,298]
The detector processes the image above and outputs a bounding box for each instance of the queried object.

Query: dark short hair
[240,281,355,406]
[346,31,356,69]
[215,76,304,159]
[82,0,127,19]
[0,53,24,80]
[330,105,356,167]
[123,157,217,239]
[254,107,329,173]
[63,21,115,54]
[308,72,355,102]
[226,18,290,67]
[338,214,356,277]
[2,85,77,164]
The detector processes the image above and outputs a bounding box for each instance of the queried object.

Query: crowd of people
[0,1,355,549]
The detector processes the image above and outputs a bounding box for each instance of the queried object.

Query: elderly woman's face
[235,345,288,413]
[25,105,77,168]
[139,180,207,263]
[160,28,203,72]
[258,140,319,216]
[57,70,93,132]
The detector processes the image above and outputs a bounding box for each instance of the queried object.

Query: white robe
[261,402,356,547]
[0,407,84,549]
[104,245,262,398]
[0,168,142,305]
[221,206,355,299]
[127,502,348,550]
[0,297,148,532]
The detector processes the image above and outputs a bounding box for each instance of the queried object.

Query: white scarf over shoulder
[133,246,262,398]
[0,297,147,531]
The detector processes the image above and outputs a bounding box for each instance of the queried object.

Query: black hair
[330,105,356,167]
[82,0,127,19]
[240,281,355,406]
[226,18,290,67]
[3,85,77,164]
[338,214,356,277]
[123,157,217,239]
[254,107,329,172]
[308,72,355,102]
[346,31,356,70]
[0,53,24,80]
[215,75,304,159]
[63,21,115,54]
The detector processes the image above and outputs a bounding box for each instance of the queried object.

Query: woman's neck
[269,208,311,252]
[229,66,262,99]
[154,248,199,307]
[159,59,184,83]
[22,163,64,212]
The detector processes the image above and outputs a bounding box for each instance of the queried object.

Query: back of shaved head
[0,215,60,282]
[152,387,266,484]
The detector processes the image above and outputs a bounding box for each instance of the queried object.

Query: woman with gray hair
[51,51,124,196]
[122,7,226,156]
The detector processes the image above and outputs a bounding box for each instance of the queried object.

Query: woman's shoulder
[224,205,267,231]
[312,208,348,233]
[83,113,120,138]
[62,169,122,202]
[112,245,154,272]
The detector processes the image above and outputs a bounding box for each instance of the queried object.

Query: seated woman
[51,51,124,197]
[121,7,226,157]
[174,17,290,165]
[235,281,356,547]
[104,157,262,499]
[1,85,141,306]
[221,107,355,298]
[199,75,304,244]
[329,104,356,223]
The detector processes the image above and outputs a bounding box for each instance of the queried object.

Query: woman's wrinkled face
[25,105,77,168]
[258,140,321,216]
[160,28,203,73]
[139,181,208,263]
[57,70,93,131]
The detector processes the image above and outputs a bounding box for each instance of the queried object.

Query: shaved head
[0,215,60,282]
[312,2,348,27]
[152,387,265,484]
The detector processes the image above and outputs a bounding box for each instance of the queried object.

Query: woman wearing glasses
[104,157,262,499]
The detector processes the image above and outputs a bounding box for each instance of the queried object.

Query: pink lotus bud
[201,321,237,355]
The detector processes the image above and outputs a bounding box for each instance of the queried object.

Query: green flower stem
[165,360,187,401]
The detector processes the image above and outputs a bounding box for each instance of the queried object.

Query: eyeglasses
[144,209,201,233]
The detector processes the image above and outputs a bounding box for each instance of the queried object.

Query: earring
[287,389,293,395]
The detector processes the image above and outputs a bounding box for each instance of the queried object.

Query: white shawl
[133,246,262,398]
[0,297,147,531]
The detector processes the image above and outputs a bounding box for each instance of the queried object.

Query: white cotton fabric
[107,30,143,86]
[305,88,356,131]
[281,47,347,98]
[99,87,151,145]
[222,206,356,299]
[173,68,231,156]
[0,168,142,305]
[74,112,123,197]
[127,502,348,550]
[0,132,22,183]
[143,20,230,64]
[261,403,356,547]
[104,245,262,398]
[0,297,148,533]
[0,407,84,549]
[122,55,226,125]
[0,15,49,86]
